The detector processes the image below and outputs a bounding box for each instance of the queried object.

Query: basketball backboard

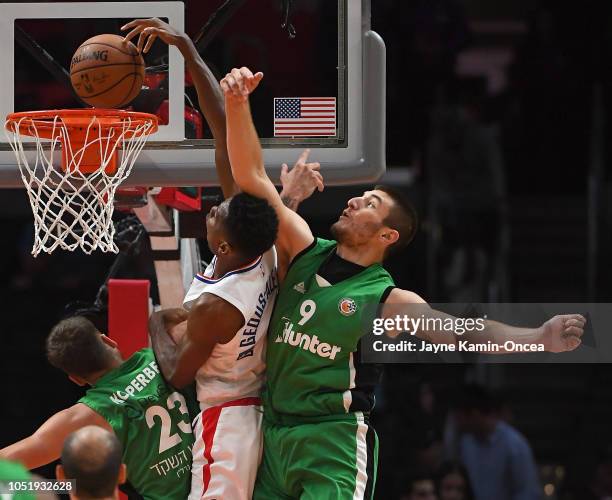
[0,0,385,187]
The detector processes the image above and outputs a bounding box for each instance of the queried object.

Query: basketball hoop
[4,109,158,256]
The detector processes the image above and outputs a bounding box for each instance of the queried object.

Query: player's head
[331,185,417,260]
[400,471,437,500]
[46,316,122,386]
[56,426,126,500]
[206,192,279,261]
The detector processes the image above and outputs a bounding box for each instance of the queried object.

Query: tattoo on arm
[281,194,300,211]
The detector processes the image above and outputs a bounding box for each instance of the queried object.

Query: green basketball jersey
[0,459,35,500]
[79,348,195,500]
[264,238,394,421]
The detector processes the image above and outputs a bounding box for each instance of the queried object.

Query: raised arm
[221,67,315,276]
[149,295,244,388]
[0,404,111,470]
[383,288,585,353]
[122,18,236,198]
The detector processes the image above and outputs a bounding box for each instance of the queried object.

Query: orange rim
[5,108,159,139]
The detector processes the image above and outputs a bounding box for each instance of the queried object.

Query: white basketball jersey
[183,246,278,409]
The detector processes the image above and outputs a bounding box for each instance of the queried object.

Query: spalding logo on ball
[70,34,145,108]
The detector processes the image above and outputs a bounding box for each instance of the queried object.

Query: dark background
[2,1,612,499]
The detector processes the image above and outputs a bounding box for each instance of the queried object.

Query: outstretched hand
[122,17,187,53]
[540,314,586,352]
[220,67,264,103]
[280,149,324,205]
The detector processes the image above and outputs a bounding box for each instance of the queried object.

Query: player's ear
[218,241,231,255]
[56,464,65,480]
[118,463,127,485]
[380,228,399,247]
[100,334,118,349]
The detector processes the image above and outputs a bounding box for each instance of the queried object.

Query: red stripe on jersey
[200,397,262,493]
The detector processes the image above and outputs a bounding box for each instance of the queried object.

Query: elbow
[233,169,267,192]
[148,313,164,335]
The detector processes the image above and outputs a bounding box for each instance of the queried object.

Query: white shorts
[188,397,263,500]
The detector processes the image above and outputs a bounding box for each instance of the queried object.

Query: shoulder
[288,238,333,268]
[188,293,245,341]
[128,348,153,363]
[497,422,532,454]
[385,288,427,304]
[64,403,113,430]
[111,349,153,375]
[190,292,242,321]
[315,238,337,250]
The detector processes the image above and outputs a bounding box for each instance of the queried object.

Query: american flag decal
[274,97,337,137]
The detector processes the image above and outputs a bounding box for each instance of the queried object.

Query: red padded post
[108,279,150,360]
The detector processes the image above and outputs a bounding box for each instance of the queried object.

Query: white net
[5,111,156,256]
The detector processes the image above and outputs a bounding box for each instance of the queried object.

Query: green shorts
[253,412,378,500]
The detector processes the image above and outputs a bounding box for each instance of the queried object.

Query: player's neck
[87,358,123,385]
[336,242,384,267]
[212,254,255,279]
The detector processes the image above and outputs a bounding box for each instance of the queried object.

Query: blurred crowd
[378,381,612,500]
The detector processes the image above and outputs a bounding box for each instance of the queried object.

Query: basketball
[70,34,145,108]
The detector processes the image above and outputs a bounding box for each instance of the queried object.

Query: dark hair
[374,184,418,257]
[401,470,435,496]
[46,316,112,378]
[436,461,475,500]
[224,193,279,260]
[62,427,122,499]
[452,384,499,414]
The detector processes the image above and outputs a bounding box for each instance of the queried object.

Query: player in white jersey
[126,18,324,499]
[150,194,318,500]
[182,245,278,408]
[150,193,317,500]
[155,192,279,500]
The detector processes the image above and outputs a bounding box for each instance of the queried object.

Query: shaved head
[61,426,122,499]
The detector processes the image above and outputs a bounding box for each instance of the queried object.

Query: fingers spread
[121,19,142,31]
[144,34,157,53]
[136,32,148,53]
[142,29,160,53]
[123,26,143,43]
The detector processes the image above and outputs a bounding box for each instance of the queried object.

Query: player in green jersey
[0,316,195,499]
[221,66,586,499]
